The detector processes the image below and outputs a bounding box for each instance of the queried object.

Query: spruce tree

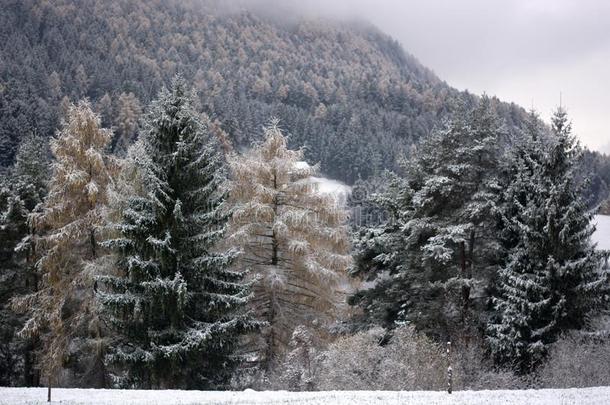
[546,108,607,331]
[487,109,607,372]
[98,77,258,389]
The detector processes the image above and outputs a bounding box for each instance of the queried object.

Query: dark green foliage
[98,77,259,389]
[0,134,49,386]
[486,110,607,373]
[350,97,505,339]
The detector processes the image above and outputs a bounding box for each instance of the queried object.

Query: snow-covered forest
[1,0,610,403]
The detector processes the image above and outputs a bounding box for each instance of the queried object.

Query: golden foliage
[227,120,352,366]
[12,100,116,381]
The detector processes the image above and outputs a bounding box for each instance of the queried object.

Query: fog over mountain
[239,0,610,153]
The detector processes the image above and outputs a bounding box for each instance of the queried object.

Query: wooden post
[47,378,51,402]
[447,341,453,394]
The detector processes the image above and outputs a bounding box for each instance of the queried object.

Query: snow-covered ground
[310,176,351,203]
[1,387,610,405]
[593,215,610,251]
[294,161,352,204]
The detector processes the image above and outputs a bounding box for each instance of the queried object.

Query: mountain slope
[0,0,528,183]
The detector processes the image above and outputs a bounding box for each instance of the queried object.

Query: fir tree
[12,101,115,387]
[226,120,352,368]
[487,109,607,372]
[98,77,258,389]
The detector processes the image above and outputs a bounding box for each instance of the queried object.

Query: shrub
[450,338,525,390]
[243,324,527,391]
[315,326,446,391]
[538,332,610,388]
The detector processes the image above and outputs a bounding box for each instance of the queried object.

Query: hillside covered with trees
[4,0,610,205]
[0,0,536,184]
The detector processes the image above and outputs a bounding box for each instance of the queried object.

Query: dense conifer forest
[0,0,527,181]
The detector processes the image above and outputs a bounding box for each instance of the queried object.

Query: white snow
[294,161,352,203]
[1,387,609,405]
[310,176,351,199]
[593,215,610,251]
[294,161,311,170]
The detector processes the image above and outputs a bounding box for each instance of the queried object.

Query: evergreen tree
[487,109,607,372]
[545,108,608,330]
[226,120,352,368]
[98,77,258,389]
[348,171,409,329]
[12,101,115,387]
[0,134,49,386]
[350,98,504,339]
[0,182,28,386]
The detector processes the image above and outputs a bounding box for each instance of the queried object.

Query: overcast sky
[245,0,610,152]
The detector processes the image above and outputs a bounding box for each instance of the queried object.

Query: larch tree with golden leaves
[227,120,351,368]
[12,100,116,388]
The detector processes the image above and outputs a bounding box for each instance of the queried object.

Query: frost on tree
[0,133,49,386]
[351,97,503,339]
[12,100,116,387]
[113,92,141,155]
[97,76,258,389]
[487,109,607,373]
[227,120,352,368]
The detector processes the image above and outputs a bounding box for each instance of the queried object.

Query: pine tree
[97,76,258,389]
[486,109,607,372]
[350,98,504,339]
[12,101,115,387]
[226,120,351,368]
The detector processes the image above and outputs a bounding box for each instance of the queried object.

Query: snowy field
[1,387,610,405]
[593,215,610,251]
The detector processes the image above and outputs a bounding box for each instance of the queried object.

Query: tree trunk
[459,230,476,327]
[23,340,34,386]
[446,341,453,394]
[459,242,469,316]
[265,293,276,369]
[266,170,279,368]
[90,228,97,259]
